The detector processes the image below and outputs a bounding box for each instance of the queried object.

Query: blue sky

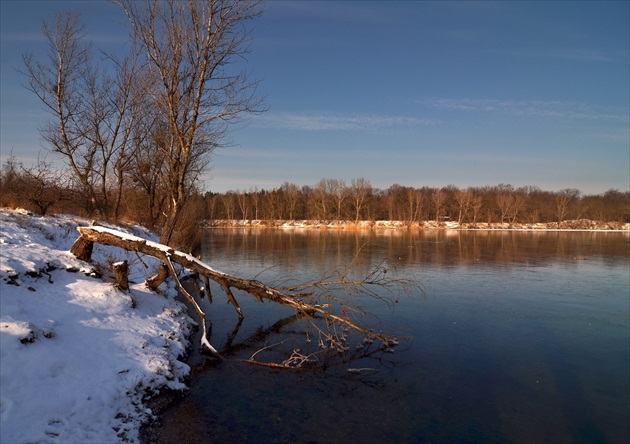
[1,1,628,194]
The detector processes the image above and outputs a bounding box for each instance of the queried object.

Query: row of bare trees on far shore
[2,158,629,239]
[206,180,630,226]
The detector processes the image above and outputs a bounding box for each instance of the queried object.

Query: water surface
[156,229,629,443]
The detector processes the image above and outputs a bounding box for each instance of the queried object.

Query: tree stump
[146,263,169,291]
[112,260,129,291]
[70,236,93,262]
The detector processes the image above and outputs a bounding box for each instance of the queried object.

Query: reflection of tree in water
[202,311,405,374]
[204,229,628,273]
[175,251,417,371]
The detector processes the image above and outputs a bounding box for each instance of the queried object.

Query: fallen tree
[70,226,410,364]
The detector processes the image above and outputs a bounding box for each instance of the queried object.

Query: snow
[207,218,630,230]
[0,208,193,443]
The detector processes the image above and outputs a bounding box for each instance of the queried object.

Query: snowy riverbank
[206,219,630,231]
[0,208,193,443]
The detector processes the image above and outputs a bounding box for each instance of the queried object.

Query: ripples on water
[154,230,629,443]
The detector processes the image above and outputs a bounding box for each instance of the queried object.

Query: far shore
[205,219,630,231]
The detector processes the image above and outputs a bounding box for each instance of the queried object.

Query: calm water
[155,229,629,444]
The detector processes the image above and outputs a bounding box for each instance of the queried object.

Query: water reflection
[203,228,629,274]
[153,229,629,444]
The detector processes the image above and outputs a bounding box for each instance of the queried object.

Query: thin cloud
[551,48,622,63]
[252,112,438,131]
[0,32,45,43]
[417,98,629,122]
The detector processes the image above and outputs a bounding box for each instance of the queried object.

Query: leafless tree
[313,179,332,220]
[128,120,168,229]
[235,190,248,220]
[22,11,101,215]
[221,192,236,220]
[280,182,300,220]
[495,184,515,223]
[0,154,71,215]
[0,155,21,207]
[430,189,446,224]
[470,193,483,226]
[117,0,265,245]
[329,179,347,220]
[21,155,72,215]
[22,10,146,220]
[250,186,260,220]
[105,50,147,221]
[556,188,580,222]
[350,178,372,223]
[406,187,423,226]
[454,189,473,225]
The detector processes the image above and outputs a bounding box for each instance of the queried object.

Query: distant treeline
[205,179,630,225]
[2,158,628,228]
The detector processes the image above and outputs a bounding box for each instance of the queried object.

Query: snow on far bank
[0,208,193,443]
[206,219,630,231]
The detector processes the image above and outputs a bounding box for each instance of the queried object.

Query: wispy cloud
[0,32,45,43]
[252,112,437,131]
[417,98,629,123]
[502,47,626,64]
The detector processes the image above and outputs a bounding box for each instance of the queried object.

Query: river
[150,229,629,443]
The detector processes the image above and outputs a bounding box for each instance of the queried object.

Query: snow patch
[0,209,193,443]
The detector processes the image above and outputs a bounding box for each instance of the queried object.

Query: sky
[1,1,629,195]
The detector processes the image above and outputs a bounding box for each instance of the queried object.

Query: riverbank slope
[0,208,193,443]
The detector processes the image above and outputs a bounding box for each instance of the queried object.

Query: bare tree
[430,189,446,224]
[470,193,483,226]
[22,11,101,216]
[454,189,473,225]
[280,182,300,220]
[235,190,249,220]
[21,155,72,215]
[0,155,21,207]
[118,0,264,245]
[249,186,260,220]
[556,188,580,222]
[495,184,515,223]
[330,179,347,220]
[105,51,146,221]
[22,10,146,221]
[128,120,168,229]
[221,192,236,220]
[406,187,423,226]
[350,178,372,223]
[313,179,332,220]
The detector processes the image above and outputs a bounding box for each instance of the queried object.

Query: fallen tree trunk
[70,226,398,356]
